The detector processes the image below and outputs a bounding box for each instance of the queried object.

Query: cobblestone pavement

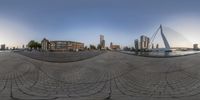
[16,50,105,63]
[0,51,200,100]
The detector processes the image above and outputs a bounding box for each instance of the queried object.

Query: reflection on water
[122,51,200,57]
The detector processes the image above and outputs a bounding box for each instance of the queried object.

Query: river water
[121,50,200,57]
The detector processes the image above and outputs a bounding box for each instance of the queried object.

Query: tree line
[27,40,41,50]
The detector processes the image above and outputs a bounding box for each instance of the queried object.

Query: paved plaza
[0,51,200,100]
[16,50,104,63]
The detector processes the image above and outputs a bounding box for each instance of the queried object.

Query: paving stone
[0,51,200,100]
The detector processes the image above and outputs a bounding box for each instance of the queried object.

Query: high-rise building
[134,39,139,51]
[156,44,159,49]
[100,35,105,48]
[110,42,113,49]
[193,44,199,50]
[1,44,5,50]
[100,35,104,42]
[151,43,154,49]
[140,35,150,50]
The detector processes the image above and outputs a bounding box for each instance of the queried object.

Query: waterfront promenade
[16,50,105,63]
[0,51,200,100]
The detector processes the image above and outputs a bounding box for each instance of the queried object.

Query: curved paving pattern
[16,50,105,63]
[0,51,200,100]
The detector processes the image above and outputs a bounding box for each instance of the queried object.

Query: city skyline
[1,0,200,48]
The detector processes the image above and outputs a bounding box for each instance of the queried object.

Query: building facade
[156,44,159,49]
[1,44,5,50]
[41,38,50,51]
[100,35,105,48]
[140,35,150,50]
[193,44,199,50]
[151,43,154,49]
[110,42,120,50]
[22,45,25,49]
[134,39,139,51]
[41,38,84,52]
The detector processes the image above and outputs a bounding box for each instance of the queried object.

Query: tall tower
[150,25,171,52]
[100,35,105,48]
[100,35,104,43]
[160,25,170,49]
[140,35,150,50]
[152,43,154,49]
[193,44,199,50]
[110,42,113,49]
[134,39,139,51]
[156,44,159,49]
[1,44,5,50]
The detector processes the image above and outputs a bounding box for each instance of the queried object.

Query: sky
[0,0,200,48]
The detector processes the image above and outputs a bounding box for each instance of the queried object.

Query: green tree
[84,46,88,50]
[28,40,35,50]
[97,44,102,50]
[36,42,41,49]
[90,45,96,50]
[28,40,41,50]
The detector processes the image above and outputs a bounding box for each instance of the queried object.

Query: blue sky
[0,0,200,48]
